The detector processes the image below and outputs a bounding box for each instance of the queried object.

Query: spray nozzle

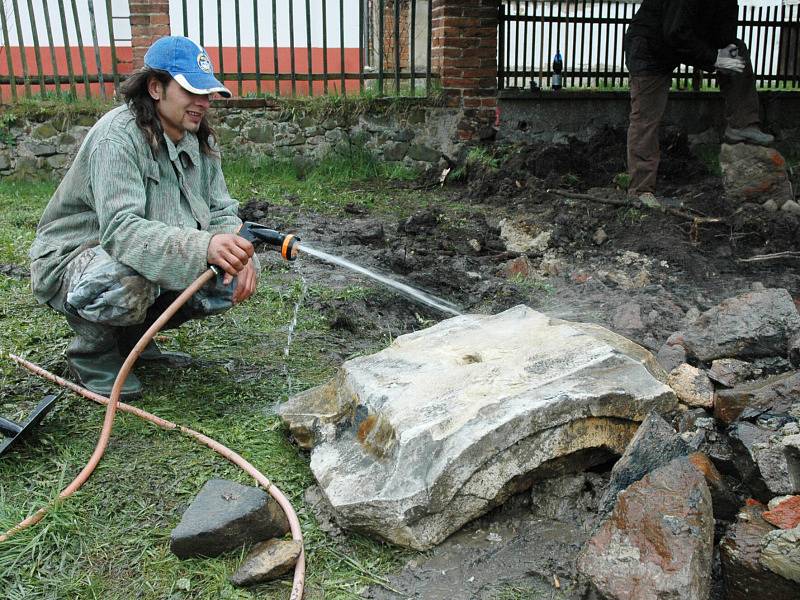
[239,221,300,261]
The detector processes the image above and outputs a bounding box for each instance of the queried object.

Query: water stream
[282,275,307,397]
[298,245,462,317]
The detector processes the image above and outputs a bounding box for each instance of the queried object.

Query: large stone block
[279,305,676,549]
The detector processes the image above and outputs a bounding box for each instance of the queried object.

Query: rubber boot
[65,315,143,401]
[117,325,193,369]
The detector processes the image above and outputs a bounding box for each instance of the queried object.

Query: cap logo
[197,52,212,73]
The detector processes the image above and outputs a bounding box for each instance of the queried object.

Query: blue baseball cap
[144,36,231,98]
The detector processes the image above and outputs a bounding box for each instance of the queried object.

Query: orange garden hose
[2,267,305,600]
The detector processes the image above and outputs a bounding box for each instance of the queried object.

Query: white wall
[0,0,130,46]
[169,0,362,48]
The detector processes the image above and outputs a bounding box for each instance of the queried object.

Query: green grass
[0,151,429,598]
[224,142,419,215]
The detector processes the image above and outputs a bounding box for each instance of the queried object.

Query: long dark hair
[119,67,217,156]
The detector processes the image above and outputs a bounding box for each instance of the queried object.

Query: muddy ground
[243,129,800,599]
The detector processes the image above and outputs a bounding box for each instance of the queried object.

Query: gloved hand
[715,44,745,74]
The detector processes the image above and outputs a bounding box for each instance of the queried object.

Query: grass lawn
[0,153,430,599]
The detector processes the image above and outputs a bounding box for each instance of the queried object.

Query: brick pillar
[129,1,171,69]
[431,0,498,141]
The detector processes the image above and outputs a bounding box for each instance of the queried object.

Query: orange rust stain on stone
[770,152,785,167]
[688,452,722,484]
[357,414,378,444]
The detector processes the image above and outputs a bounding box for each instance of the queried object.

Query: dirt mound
[460,127,710,205]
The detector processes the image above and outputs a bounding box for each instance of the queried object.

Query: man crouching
[29,36,258,400]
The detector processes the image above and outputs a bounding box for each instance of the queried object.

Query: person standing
[624,0,774,202]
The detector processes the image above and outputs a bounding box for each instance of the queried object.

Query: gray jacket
[30,104,242,304]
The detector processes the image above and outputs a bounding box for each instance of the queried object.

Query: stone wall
[0,99,461,179]
[498,91,800,150]
[3,91,799,180]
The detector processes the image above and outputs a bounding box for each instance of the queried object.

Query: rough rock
[229,539,302,587]
[612,302,644,332]
[279,305,676,549]
[728,422,774,502]
[719,143,793,206]
[667,363,715,408]
[170,479,290,559]
[763,495,800,529]
[679,288,800,363]
[708,358,753,388]
[599,411,690,515]
[714,371,800,425]
[499,255,534,279]
[760,525,800,583]
[529,471,607,528]
[578,457,714,600]
[720,502,798,599]
[781,199,800,216]
[656,341,687,373]
[752,432,800,496]
[786,330,800,367]
[687,452,740,521]
[498,218,551,253]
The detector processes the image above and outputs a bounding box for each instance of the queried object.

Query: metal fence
[0,0,435,101]
[499,1,800,91]
[171,0,434,98]
[0,0,129,100]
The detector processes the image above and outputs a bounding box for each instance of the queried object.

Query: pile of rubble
[279,286,799,598]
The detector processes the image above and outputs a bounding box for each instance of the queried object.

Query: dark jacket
[625,0,739,74]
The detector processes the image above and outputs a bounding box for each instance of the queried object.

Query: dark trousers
[627,39,761,195]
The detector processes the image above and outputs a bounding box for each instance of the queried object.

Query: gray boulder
[679,288,800,363]
[279,305,676,549]
[170,479,290,558]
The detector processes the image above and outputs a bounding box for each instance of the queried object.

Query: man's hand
[207,233,254,280]
[232,258,258,304]
[715,44,745,74]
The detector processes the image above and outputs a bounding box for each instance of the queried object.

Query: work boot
[724,126,775,146]
[117,326,193,369]
[65,317,143,400]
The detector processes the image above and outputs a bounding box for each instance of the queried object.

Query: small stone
[762,199,779,212]
[592,228,608,245]
[760,526,800,584]
[667,363,715,408]
[780,200,800,216]
[245,125,274,144]
[708,358,752,388]
[229,539,302,587]
[467,239,481,252]
[32,122,58,139]
[763,496,800,529]
[500,256,533,279]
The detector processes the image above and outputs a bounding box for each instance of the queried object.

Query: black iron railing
[498,1,800,92]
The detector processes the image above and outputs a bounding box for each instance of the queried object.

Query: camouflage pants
[49,246,238,350]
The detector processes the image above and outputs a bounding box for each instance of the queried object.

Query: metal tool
[0,394,60,456]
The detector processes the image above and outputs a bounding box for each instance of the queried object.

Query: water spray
[241,221,461,316]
